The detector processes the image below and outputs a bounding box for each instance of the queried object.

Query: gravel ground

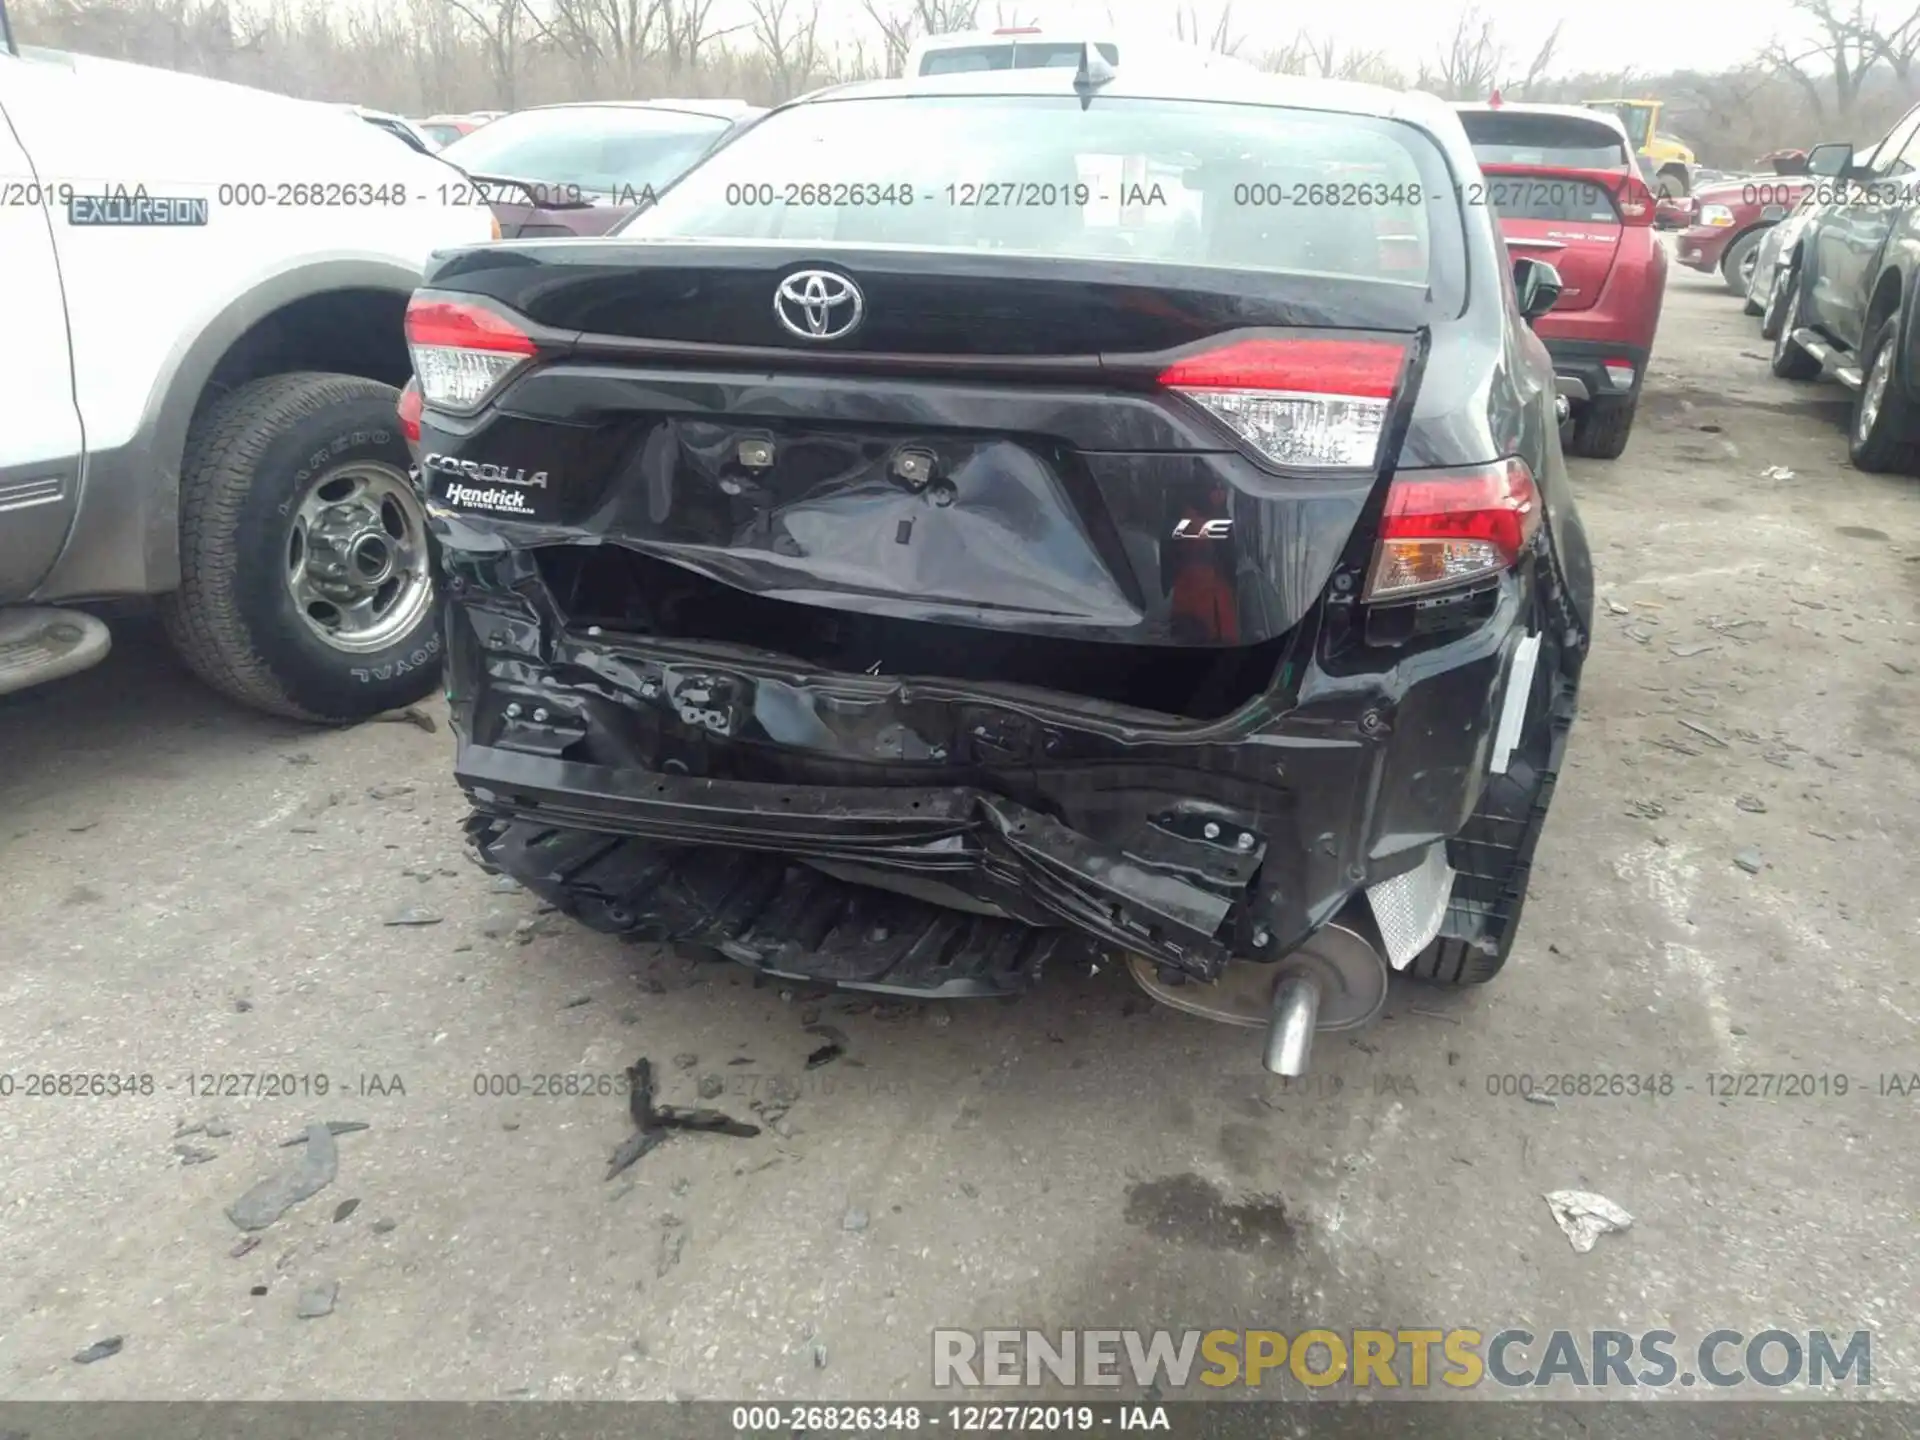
[2,272,1917,1404]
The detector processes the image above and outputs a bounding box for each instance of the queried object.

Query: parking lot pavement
[1,272,1917,1404]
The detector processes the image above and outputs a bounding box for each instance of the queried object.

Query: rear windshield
[1460,113,1631,170]
[620,94,1462,293]
[440,107,730,197]
[1480,175,1619,224]
[919,41,1120,73]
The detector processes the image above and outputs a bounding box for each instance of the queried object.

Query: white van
[903,27,1255,78]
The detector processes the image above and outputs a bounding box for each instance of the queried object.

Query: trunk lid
[1478,164,1630,314]
[418,245,1439,656]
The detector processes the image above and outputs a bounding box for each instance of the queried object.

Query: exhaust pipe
[1262,974,1321,1077]
[1124,919,1389,1077]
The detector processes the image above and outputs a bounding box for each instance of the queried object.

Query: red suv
[1457,102,1668,458]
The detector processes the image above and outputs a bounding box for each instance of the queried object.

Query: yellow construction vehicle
[1584,99,1696,197]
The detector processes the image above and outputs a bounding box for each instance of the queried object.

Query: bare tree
[660,0,745,76]
[1173,2,1242,55]
[546,0,667,91]
[1861,3,1920,87]
[1424,6,1502,100]
[1503,20,1561,96]
[750,0,822,101]
[991,1,1033,25]
[443,0,543,107]
[861,0,917,75]
[1765,0,1883,122]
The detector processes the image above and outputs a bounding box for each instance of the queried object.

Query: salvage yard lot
[2,272,1917,1400]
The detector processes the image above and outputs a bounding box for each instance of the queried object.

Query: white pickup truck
[0,5,495,720]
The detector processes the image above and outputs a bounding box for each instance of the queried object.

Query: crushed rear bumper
[446,554,1554,985]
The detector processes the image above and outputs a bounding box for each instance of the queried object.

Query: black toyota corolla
[400,56,1594,1075]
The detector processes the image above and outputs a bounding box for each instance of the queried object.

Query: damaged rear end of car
[410,68,1594,1073]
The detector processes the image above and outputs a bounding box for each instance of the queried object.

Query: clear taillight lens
[404,296,536,412]
[1158,338,1407,469]
[1365,458,1542,601]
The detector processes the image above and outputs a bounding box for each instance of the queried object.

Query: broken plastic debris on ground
[1544,1190,1634,1253]
[605,1056,761,1181]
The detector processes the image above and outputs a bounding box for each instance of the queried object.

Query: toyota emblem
[774,269,864,341]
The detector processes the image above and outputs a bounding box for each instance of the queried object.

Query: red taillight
[404,294,537,412]
[397,379,422,446]
[1365,458,1541,601]
[1614,174,1657,225]
[404,297,536,354]
[1158,338,1408,469]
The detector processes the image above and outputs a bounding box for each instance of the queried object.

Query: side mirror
[1806,141,1853,178]
[1514,256,1564,323]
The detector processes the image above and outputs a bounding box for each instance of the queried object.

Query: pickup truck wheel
[1769,268,1822,379]
[1720,230,1761,297]
[1568,395,1637,459]
[159,372,440,723]
[1848,317,1920,473]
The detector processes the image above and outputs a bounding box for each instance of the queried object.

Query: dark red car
[437,100,764,238]
[1457,102,1667,459]
[1675,155,1814,295]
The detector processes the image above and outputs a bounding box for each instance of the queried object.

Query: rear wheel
[1848,316,1920,473]
[1769,265,1821,379]
[159,373,442,722]
[1569,395,1637,459]
[1721,230,1761,297]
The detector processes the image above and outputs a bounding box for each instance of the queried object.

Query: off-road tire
[1848,316,1920,474]
[1720,229,1761,297]
[1569,395,1637,459]
[1770,266,1822,379]
[1657,168,1688,200]
[159,372,441,723]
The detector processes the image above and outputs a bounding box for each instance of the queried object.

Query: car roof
[1452,101,1632,143]
[791,64,1458,131]
[515,98,764,121]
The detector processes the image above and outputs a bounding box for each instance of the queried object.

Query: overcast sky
[831,0,1815,78]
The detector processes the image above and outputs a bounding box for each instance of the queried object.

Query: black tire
[1409,935,1507,986]
[1759,263,1791,339]
[1569,395,1637,459]
[159,372,441,723]
[1847,316,1920,473]
[1769,265,1822,379]
[1743,294,1765,318]
[1720,229,1761,297]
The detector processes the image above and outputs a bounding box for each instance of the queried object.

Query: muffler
[1125,921,1390,1077]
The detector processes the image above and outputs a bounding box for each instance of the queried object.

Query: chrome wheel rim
[1739,245,1758,288]
[285,462,433,653]
[1861,340,1893,440]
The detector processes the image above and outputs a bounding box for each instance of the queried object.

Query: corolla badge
[774,269,864,341]
[422,453,548,488]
